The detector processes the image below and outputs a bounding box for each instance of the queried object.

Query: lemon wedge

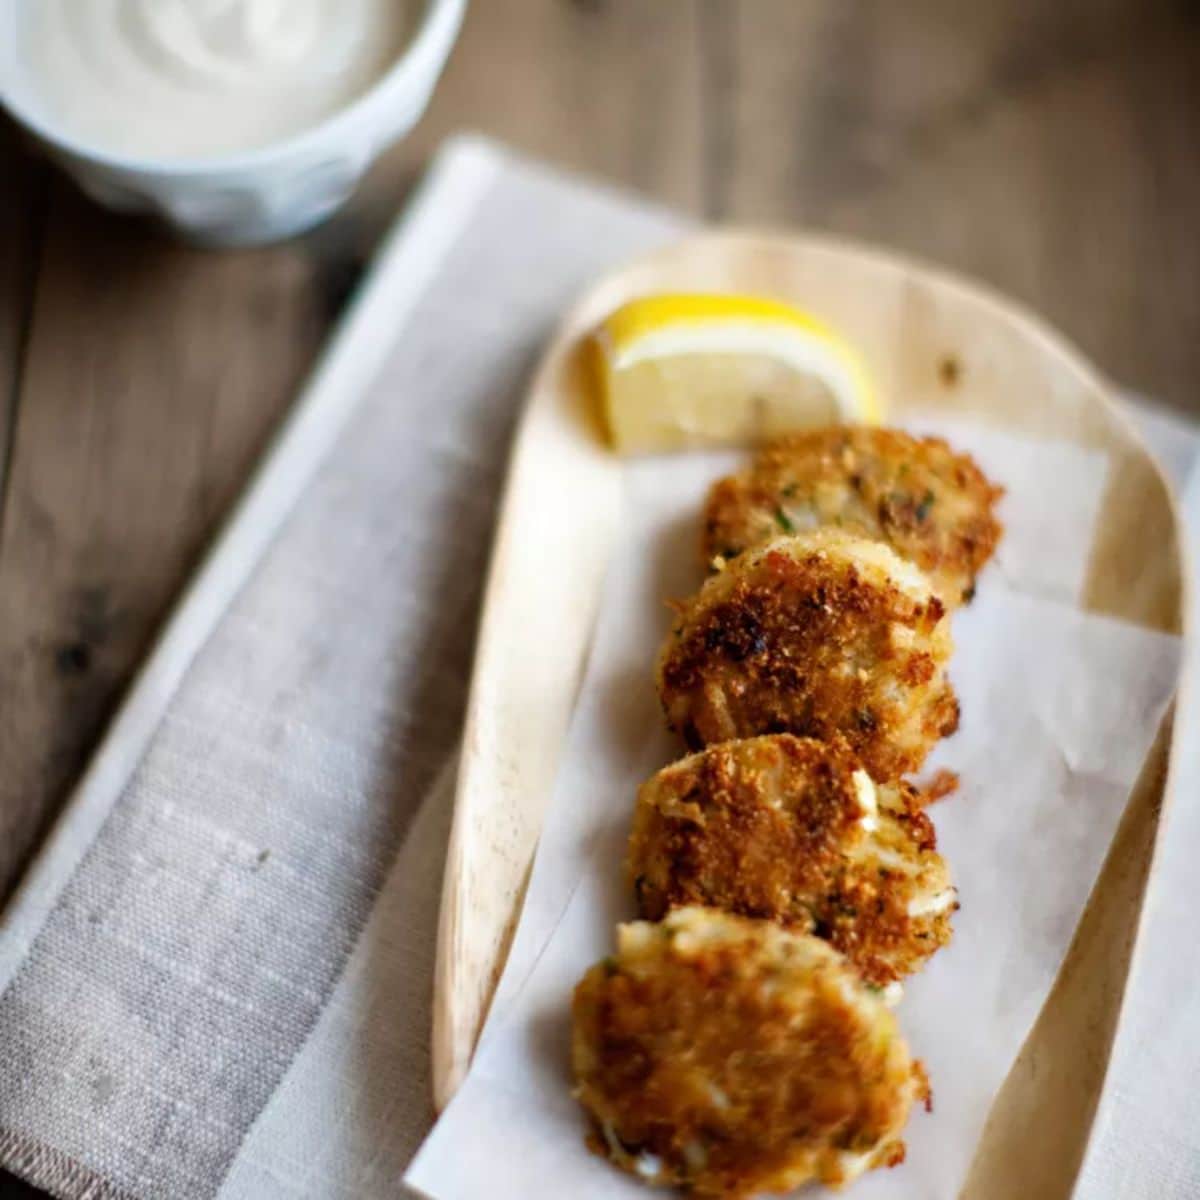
[592,293,879,453]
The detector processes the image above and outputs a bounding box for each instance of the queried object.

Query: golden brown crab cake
[656,528,958,780]
[628,735,955,988]
[572,907,928,1197]
[703,426,1004,605]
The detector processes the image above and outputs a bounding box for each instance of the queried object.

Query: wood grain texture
[0,179,322,896]
[375,0,706,211]
[433,326,623,1108]
[339,0,1200,414]
[0,129,43,1200]
[701,0,1200,412]
[0,124,47,522]
[318,0,706,287]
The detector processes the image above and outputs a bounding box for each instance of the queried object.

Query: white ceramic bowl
[0,0,466,246]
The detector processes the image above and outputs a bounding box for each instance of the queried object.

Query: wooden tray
[431,232,1184,1197]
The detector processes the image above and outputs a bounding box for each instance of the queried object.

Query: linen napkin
[0,135,1195,1200]
[0,136,686,1200]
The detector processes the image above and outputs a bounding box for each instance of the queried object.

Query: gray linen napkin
[0,137,685,1200]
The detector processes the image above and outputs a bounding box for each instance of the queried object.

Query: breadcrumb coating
[572,907,928,1197]
[703,426,1003,605]
[656,529,959,780]
[629,735,955,985]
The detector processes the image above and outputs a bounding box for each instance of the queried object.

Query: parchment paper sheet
[408,416,1180,1200]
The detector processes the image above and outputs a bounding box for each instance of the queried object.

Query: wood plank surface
[703,0,1200,414]
[0,182,323,895]
[0,123,46,525]
[325,0,706,288]
[331,0,1200,411]
[0,0,1197,1194]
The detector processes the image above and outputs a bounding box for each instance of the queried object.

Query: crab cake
[656,528,958,780]
[629,735,955,987]
[703,426,1003,605]
[572,907,927,1196]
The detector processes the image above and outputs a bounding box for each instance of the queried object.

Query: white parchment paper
[407,418,1180,1200]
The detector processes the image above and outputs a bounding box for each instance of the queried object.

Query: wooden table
[0,1,1197,1192]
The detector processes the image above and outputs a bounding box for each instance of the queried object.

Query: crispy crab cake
[572,907,928,1197]
[703,426,1003,605]
[656,528,958,780]
[629,735,955,987]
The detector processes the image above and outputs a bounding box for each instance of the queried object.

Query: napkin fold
[0,136,1194,1200]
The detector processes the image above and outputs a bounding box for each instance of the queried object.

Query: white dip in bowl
[0,0,466,245]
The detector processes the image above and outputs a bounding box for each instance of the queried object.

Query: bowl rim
[0,0,466,179]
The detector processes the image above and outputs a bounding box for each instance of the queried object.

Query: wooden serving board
[432,232,1184,1197]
